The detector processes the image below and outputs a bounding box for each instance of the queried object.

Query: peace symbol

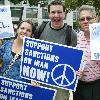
[51,64,76,87]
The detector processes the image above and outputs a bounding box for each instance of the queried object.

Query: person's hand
[0,63,2,68]
[76,70,83,79]
[31,81,40,87]
[0,58,3,68]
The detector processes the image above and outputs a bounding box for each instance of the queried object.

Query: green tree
[8,0,48,7]
[8,0,23,4]
[64,0,100,16]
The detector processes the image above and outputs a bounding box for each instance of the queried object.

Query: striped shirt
[77,31,100,82]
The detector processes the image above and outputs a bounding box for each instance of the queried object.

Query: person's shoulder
[2,39,13,47]
[65,24,74,33]
[34,21,50,38]
[78,31,84,34]
[38,21,49,27]
[64,24,77,37]
[71,28,76,33]
[77,31,84,36]
[71,28,77,36]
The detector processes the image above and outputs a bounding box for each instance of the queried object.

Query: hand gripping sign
[20,37,83,91]
[0,76,57,100]
[0,5,14,39]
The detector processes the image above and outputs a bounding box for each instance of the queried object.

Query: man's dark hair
[48,1,65,13]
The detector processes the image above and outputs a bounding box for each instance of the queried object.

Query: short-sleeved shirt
[39,22,77,47]
[77,31,100,82]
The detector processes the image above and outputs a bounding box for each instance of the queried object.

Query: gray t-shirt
[39,22,77,47]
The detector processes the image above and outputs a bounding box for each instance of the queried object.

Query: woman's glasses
[79,16,93,22]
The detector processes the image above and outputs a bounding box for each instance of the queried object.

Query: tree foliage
[8,0,48,7]
[64,0,100,16]
[8,0,23,4]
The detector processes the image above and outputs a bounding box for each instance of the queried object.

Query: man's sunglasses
[79,16,93,22]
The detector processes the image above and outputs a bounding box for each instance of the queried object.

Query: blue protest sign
[0,76,56,100]
[20,37,83,91]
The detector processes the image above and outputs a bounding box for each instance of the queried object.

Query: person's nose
[54,12,59,17]
[23,29,27,34]
[84,18,89,23]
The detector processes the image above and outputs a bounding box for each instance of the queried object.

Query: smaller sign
[89,23,100,60]
[0,76,57,100]
[0,5,15,39]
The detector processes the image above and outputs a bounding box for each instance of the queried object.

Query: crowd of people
[0,1,100,100]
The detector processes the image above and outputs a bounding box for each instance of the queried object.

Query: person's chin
[83,26,88,30]
[54,24,62,29]
[84,29,89,33]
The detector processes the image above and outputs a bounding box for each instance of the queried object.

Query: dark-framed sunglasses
[79,16,93,22]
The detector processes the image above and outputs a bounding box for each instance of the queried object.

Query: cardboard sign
[89,23,100,60]
[0,76,57,100]
[20,37,83,91]
[0,5,15,39]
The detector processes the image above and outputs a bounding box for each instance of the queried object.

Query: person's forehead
[20,22,31,27]
[50,5,63,10]
[79,10,92,17]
